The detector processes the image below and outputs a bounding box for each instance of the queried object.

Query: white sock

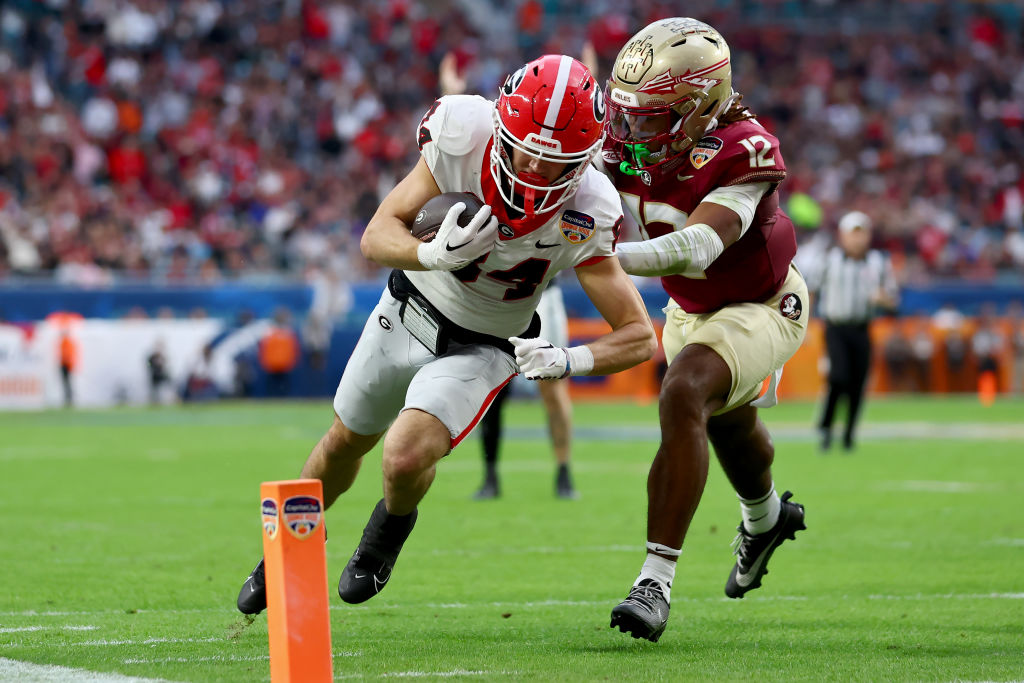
[739,485,781,535]
[635,548,679,603]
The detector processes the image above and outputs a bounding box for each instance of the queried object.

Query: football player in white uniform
[437,56,581,502]
[236,54,656,613]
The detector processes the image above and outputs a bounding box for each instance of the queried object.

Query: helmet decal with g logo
[593,87,606,123]
[502,67,526,96]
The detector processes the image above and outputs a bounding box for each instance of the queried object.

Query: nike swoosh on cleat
[735,531,783,586]
[353,573,366,579]
[535,241,560,249]
[445,239,474,251]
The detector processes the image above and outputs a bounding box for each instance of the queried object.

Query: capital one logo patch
[283,495,322,540]
[559,210,595,243]
[261,497,279,540]
[690,136,723,169]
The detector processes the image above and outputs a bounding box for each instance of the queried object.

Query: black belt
[387,270,540,357]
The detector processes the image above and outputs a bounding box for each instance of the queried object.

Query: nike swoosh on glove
[417,202,499,271]
[508,336,569,380]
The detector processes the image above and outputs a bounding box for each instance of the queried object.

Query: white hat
[838,211,872,234]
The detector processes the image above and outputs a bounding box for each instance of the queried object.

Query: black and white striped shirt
[812,247,898,324]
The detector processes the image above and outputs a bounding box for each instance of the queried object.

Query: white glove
[417,202,499,271]
[508,336,594,380]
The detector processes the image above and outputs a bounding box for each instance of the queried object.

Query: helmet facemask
[491,110,596,215]
[607,87,734,176]
[490,55,605,216]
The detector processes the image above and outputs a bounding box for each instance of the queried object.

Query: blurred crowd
[1,0,1023,287]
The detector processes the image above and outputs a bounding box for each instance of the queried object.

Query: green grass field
[2,396,1023,682]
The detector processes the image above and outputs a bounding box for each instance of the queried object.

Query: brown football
[410,192,485,242]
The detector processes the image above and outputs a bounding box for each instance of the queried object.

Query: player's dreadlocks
[720,93,755,126]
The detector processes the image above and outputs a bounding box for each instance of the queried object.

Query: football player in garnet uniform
[235,55,656,614]
[599,18,810,642]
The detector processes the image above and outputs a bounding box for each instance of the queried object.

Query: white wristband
[564,345,594,376]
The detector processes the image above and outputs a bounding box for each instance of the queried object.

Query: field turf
[2,396,1022,681]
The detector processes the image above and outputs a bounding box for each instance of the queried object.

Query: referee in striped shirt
[811,211,899,451]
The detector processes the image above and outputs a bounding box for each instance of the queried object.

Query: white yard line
[421,544,638,557]
[123,654,267,664]
[0,657,178,683]
[335,672,513,680]
[2,590,1022,624]
[383,671,508,679]
[2,638,222,650]
[877,480,991,493]
[0,608,218,617]
[122,651,359,665]
[987,538,1024,546]
[509,421,1024,443]
[0,626,97,633]
[76,637,222,646]
[868,592,1024,600]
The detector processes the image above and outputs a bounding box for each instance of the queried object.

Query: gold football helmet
[606,18,737,176]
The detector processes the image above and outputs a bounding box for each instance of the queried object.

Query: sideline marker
[260,479,333,682]
[978,370,997,406]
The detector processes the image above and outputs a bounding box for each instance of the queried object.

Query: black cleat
[555,465,579,500]
[473,475,500,500]
[725,490,806,599]
[338,498,417,604]
[236,558,266,615]
[610,579,670,642]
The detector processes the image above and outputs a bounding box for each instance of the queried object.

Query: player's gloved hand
[417,202,499,271]
[508,337,594,380]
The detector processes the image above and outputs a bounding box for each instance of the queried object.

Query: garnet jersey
[408,95,622,337]
[601,118,796,313]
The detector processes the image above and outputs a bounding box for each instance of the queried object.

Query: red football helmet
[490,54,606,215]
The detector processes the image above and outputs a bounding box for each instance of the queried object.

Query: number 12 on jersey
[738,135,775,168]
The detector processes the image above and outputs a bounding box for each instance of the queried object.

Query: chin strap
[705,91,740,136]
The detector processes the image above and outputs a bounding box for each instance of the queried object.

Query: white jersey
[405,95,622,338]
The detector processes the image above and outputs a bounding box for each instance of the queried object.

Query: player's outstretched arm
[574,257,658,375]
[360,158,442,271]
[615,196,749,277]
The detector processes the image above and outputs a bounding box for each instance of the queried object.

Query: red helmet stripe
[540,55,574,136]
